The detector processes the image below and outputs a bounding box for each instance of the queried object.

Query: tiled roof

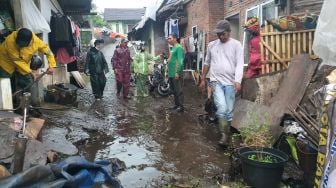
[104,8,146,21]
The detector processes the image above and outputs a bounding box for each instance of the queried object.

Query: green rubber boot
[218,118,230,146]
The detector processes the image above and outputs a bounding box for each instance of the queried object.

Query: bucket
[296,140,317,187]
[238,147,289,188]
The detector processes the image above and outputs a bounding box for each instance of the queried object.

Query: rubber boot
[218,118,230,146]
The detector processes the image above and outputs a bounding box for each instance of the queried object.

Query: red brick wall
[184,0,224,45]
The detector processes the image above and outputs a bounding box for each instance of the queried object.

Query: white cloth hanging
[20,0,51,33]
[164,20,169,39]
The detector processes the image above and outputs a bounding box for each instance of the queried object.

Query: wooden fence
[260,23,315,74]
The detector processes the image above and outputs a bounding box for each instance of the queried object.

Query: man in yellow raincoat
[0,28,56,91]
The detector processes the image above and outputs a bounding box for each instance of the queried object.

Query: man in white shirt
[200,20,244,146]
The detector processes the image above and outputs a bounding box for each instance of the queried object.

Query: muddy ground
[40,43,230,188]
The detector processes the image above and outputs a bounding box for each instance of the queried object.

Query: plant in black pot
[238,112,289,188]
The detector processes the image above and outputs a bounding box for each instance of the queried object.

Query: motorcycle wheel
[157,81,170,96]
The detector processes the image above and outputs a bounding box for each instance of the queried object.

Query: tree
[89,3,110,28]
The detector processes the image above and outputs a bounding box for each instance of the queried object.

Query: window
[261,1,278,24]
[246,5,259,20]
[192,26,197,36]
[116,23,119,33]
[245,0,277,24]
[243,0,277,64]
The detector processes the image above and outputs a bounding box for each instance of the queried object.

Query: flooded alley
[41,43,229,188]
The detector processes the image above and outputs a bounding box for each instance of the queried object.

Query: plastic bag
[20,0,51,33]
[312,0,336,67]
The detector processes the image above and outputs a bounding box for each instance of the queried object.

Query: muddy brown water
[42,43,230,188]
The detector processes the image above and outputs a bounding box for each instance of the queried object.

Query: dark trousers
[169,78,184,108]
[0,67,33,92]
[90,73,106,98]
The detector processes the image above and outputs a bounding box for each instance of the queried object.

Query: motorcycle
[148,58,171,96]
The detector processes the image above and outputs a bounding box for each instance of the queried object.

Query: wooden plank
[293,33,297,55]
[265,24,270,65]
[0,78,13,110]
[282,34,286,70]
[260,33,265,74]
[276,32,281,71]
[287,33,291,61]
[260,40,287,68]
[303,32,307,53]
[0,165,11,179]
[298,33,301,54]
[24,118,45,139]
[309,31,313,54]
[271,25,276,72]
[265,24,270,74]
[260,29,316,36]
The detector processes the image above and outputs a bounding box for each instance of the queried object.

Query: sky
[93,0,154,12]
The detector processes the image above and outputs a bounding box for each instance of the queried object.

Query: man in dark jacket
[85,39,109,100]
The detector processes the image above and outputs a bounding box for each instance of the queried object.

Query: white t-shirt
[204,38,244,85]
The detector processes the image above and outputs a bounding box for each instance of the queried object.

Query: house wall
[223,0,324,42]
[110,21,124,34]
[109,20,140,35]
[133,20,167,56]
[184,0,224,45]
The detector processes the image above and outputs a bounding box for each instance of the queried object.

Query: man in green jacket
[132,45,161,97]
[167,33,184,112]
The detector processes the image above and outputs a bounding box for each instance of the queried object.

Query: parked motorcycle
[148,59,171,96]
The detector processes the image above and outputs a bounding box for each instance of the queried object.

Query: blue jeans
[213,82,235,121]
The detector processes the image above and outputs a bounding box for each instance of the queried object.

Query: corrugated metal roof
[104,8,146,21]
[134,0,165,30]
[57,0,92,15]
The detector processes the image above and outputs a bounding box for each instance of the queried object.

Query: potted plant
[238,112,288,188]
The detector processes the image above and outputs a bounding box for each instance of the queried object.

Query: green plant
[240,112,274,162]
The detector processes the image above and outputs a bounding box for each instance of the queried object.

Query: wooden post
[11,136,28,174]
[0,78,13,110]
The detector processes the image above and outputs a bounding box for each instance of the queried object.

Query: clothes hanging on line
[49,15,76,56]
[55,47,76,64]
[164,20,169,39]
[169,19,179,37]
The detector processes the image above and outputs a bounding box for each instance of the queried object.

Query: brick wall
[184,0,224,45]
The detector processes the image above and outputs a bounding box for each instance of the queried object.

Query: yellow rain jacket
[0,30,56,76]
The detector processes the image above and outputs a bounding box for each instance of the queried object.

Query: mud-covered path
[42,43,229,187]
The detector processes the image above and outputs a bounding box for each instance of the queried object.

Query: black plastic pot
[238,147,289,188]
[296,140,317,188]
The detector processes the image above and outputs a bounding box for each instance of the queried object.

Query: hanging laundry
[164,20,169,39]
[49,15,76,56]
[169,19,179,37]
[56,48,76,64]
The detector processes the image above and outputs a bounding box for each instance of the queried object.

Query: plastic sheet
[312,0,336,67]
[0,156,123,188]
